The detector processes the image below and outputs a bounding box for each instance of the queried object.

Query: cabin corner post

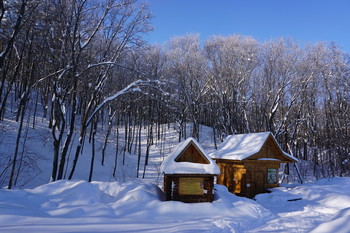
[163,175,173,201]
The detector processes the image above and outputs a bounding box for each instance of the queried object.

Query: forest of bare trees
[1,0,349,188]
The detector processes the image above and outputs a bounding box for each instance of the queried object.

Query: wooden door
[254,170,265,195]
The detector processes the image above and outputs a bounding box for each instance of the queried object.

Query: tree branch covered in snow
[86,79,168,127]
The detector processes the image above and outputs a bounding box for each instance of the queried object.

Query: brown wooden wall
[175,144,209,164]
[215,159,280,198]
[163,175,215,202]
[248,135,292,162]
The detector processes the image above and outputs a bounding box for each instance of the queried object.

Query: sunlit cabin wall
[215,159,281,198]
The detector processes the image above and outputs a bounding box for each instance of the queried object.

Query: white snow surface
[0,103,348,232]
[160,137,220,175]
[1,178,350,232]
[212,132,298,162]
[212,132,270,160]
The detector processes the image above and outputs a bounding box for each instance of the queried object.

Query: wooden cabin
[160,137,220,203]
[212,132,298,198]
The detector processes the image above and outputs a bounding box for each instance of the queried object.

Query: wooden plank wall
[215,160,280,198]
[248,135,288,161]
[163,175,215,202]
[175,144,209,164]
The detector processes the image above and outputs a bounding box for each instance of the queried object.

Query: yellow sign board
[179,177,204,195]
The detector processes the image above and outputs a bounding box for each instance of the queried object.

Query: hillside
[0,110,219,188]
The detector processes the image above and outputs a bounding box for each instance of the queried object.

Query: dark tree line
[1,1,349,188]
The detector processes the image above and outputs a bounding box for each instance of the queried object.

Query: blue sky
[146,0,350,53]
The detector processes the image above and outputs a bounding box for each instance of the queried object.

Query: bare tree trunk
[88,119,98,182]
[136,121,142,178]
[213,126,217,150]
[32,91,38,129]
[61,74,78,180]
[50,82,66,181]
[142,124,153,178]
[128,116,135,153]
[142,142,150,179]
[113,115,120,178]
[14,107,31,186]
[101,108,115,166]
[123,114,128,165]
[0,47,24,120]
[8,99,27,189]
[0,0,28,71]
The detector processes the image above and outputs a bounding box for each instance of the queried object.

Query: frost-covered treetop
[160,137,220,175]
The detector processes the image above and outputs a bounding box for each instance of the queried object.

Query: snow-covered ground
[253,177,350,233]
[1,105,350,232]
[0,178,350,232]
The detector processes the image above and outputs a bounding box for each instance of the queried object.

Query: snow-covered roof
[212,132,298,162]
[160,137,220,175]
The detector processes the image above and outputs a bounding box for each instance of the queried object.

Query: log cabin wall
[163,175,215,202]
[215,159,280,198]
[248,134,294,162]
[175,144,210,164]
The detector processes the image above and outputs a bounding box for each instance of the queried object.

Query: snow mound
[0,180,272,232]
[310,207,350,233]
[253,177,350,232]
[2,178,350,232]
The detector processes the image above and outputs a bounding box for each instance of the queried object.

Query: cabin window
[179,177,204,195]
[267,168,277,184]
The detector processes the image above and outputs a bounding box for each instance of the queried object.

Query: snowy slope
[0,109,219,188]
[1,106,350,232]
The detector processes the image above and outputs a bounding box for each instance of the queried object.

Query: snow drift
[1,177,350,232]
[0,180,272,232]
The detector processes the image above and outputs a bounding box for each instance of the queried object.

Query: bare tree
[164,34,209,140]
[205,35,259,135]
[31,0,152,181]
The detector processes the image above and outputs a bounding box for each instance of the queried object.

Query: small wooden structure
[212,132,298,198]
[161,137,220,203]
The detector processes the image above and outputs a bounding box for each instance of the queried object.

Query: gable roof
[212,132,298,162]
[160,137,220,175]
